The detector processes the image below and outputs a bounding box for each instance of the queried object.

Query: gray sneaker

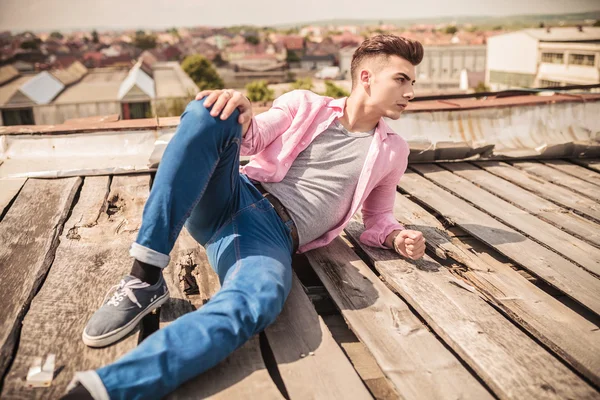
[82,275,169,347]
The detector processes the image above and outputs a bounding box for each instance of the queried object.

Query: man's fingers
[210,93,230,117]
[203,91,222,108]
[220,93,243,120]
[195,90,212,100]
[404,238,415,245]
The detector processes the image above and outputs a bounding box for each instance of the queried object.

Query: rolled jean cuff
[66,370,109,400]
[129,242,170,268]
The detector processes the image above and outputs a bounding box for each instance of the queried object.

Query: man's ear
[359,69,371,88]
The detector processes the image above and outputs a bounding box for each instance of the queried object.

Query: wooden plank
[265,274,372,399]
[323,314,399,400]
[419,163,600,276]
[511,161,600,201]
[345,218,598,400]
[398,170,600,315]
[0,178,26,219]
[165,229,283,400]
[445,162,600,247]
[392,191,600,387]
[476,161,600,222]
[1,176,147,399]
[0,177,81,384]
[542,160,600,188]
[306,237,493,400]
[571,158,600,174]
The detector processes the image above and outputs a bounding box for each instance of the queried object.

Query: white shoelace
[104,278,151,308]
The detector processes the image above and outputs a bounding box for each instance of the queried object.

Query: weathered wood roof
[1,158,599,399]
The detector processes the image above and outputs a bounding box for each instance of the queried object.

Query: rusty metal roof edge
[2,94,600,136]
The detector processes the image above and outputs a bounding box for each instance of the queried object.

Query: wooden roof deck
[1,159,599,399]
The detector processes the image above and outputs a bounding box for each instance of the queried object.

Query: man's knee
[250,277,290,330]
[181,98,241,137]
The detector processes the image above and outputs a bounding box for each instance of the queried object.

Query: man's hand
[196,89,253,134]
[392,230,426,260]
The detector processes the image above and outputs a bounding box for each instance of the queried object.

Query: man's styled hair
[350,34,424,87]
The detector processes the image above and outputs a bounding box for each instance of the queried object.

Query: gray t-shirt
[262,120,374,246]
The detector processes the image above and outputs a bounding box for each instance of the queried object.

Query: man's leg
[72,190,295,399]
[82,99,245,348]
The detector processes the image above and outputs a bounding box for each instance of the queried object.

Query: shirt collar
[327,96,396,141]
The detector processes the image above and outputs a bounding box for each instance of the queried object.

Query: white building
[486,27,600,90]
[0,61,198,126]
[416,45,487,92]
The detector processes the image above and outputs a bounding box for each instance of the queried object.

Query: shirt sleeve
[240,91,296,156]
[359,147,409,248]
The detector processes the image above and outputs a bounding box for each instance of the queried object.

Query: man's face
[361,55,416,120]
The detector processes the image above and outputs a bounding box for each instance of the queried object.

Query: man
[64,34,426,399]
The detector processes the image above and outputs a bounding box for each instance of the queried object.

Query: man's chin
[385,110,404,120]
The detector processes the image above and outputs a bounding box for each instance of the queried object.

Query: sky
[0,0,599,32]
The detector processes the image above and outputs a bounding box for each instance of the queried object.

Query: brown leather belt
[253,182,299,253]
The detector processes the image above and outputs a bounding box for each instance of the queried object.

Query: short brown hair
[350,34,424,86]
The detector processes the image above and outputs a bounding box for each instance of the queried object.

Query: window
[540,80,562,87]
[569,54,595,66]
[1,108,35,126]
[541,52,564,64]
[122,102,152,119]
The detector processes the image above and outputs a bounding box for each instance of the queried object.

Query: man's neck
[337,94,381,133]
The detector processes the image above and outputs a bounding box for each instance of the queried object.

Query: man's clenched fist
[393,230,426,260]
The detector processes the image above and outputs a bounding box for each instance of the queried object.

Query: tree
[20,38,41,50]
[245,80,275,102]
[594,20,600,27]
[445,25,458,35]
[49,31,63,40]
[474,81,490,93]
[92,30,99,44]
[212,53,226,67]
[245,35,260,45]
[323,81,349,98]
[286,50,300,63]
[182,55,224,90]
[133,31,157,50]
[290,77,313,91]
[168,27,180,38]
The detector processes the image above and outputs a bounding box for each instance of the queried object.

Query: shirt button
[301,141,306,145]
[285,163,289,167]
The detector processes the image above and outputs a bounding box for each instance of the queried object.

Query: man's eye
[397,78,405,82]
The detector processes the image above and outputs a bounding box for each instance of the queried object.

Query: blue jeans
[96,99,294,399]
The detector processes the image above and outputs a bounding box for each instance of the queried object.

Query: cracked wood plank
[0,178,27,220]
[411,163,600,277]
[392,191,600,387]
[305,237,492,400]
[0,177,81,384]
[476,161,600,223]
[345,217,598,400]
[2,175,148,399]
[398,170,600,315]
[264,273,372,399]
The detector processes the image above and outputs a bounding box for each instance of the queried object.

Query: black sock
[61,383,94,400]
[130,259,161,285]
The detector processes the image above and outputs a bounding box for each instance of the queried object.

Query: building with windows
[486,27,600,90]
[0,60,198,126]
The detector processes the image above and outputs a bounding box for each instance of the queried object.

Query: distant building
[486,27,600,90]
[0,60,198,126]
[417,44,486,92]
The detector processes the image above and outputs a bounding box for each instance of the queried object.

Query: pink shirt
[241,90,408,253]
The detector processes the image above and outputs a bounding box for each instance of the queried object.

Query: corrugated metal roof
[53,69,128,104]
[19,71,65,105]
[524,27,600,42]
[0,65,20,86]
[0,75,35,107]
[50,61,88,86]
[153,62,198,99]
[118,61,155,100]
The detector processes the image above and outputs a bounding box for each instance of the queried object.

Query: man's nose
[403,89,415,101]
